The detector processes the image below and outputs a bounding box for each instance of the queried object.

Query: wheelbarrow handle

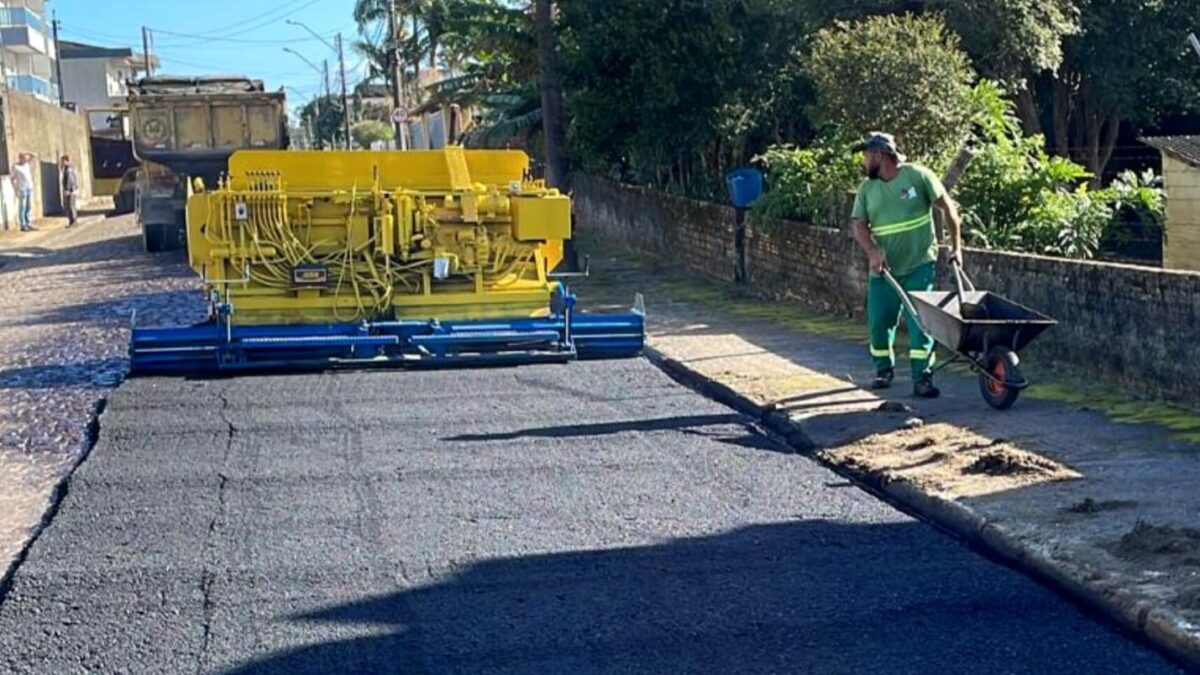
[881,269,929,337]
[950,257,976,292]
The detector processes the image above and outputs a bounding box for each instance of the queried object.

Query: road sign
[391,107,408,124]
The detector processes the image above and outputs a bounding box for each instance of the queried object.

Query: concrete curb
[644,345,1200,672]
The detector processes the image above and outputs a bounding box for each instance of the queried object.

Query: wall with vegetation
[575,175,1200,408]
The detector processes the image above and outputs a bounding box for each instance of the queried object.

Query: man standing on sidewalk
[850,132,963,398]
[11,152,36,232]
[60,155,78,227]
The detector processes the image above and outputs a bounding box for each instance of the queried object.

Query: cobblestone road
[0,214,204,578]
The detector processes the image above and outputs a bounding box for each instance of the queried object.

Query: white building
[0,0,57,103]
[58,39,154,135]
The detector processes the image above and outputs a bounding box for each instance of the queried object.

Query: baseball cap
[852,132,907,162]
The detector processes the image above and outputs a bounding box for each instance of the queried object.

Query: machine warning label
[292,264,329,286]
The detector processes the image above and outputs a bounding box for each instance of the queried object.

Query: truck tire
[144,222,187,253]
[143,222,168,253]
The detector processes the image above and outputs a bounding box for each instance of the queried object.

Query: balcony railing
[0,7,46,34]
[7,73,56,101]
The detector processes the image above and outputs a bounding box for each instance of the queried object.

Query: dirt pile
[1113,522,1200,568]
[824,423,1080,498]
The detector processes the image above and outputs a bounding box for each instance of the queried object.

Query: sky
[49,0,370,114]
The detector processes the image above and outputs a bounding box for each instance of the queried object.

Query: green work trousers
[868,262,936,380]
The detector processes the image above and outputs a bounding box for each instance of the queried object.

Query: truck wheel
[978,346,1022,410]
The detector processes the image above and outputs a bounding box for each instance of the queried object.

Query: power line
[154,33,342,47]
[167,0,317,40]
[153,0,326,47]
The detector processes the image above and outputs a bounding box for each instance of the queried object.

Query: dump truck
[128,76,288,252]
[128,147,645,373]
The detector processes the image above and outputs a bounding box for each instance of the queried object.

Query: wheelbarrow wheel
[979,346,1022,410]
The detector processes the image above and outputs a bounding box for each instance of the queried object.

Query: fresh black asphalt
[0,359,1183,673]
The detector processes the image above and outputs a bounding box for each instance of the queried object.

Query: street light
[285,19,336,52]
[282,48,323,77]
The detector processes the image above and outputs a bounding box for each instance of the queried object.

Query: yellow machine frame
[186,147,570,324]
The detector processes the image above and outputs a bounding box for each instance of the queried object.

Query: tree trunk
[941,143,975,192]
[1095,114,1120,184]
[534,0,569,189]
[1078,82,1121,184]
[1051,77,1073,158]
[1015,85,1042,137]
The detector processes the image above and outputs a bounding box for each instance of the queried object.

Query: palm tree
[351,0,568,185]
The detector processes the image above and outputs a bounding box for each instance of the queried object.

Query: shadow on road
[444,413,786,453]
[0,357,126,390]
[6,290,198,328]
[0,234,188,275]
[221,520,1170,675]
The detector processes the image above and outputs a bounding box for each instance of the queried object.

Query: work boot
[872,368,894,390]
[913,376,940,399]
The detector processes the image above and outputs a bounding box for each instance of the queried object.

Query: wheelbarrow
[882,261,1056,410]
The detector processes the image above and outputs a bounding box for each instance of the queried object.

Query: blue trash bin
[726,168,763,209]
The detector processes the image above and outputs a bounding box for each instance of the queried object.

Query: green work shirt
[850,164,945,277]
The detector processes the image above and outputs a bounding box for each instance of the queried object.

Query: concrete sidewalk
[578,234,1200,669]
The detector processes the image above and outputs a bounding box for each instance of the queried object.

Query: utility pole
[387,0,407,149]
[312,96,322,149]
[51,12,64,106]
[141,27,153,76]
[322,60,332,148]
[1189,33,1200,60]
[324,60,333,148]
[388,0,408,148]
[336,33,351,149]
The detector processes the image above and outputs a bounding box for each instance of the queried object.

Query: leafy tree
[807,14,976,168]
[352,120,396,148]
[1044,0,1200,178]
[560,0,812,196]
[298,95,349,149]
[930,0,1079,134]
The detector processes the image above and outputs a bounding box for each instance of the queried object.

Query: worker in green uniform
[850,132,963,398]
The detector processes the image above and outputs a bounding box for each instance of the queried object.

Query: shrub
[957,83,1165,259]
[351,120,395,149]
[751,137,861,227]
[808,14,976,169]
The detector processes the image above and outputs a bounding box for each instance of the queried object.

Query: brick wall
[574,176,739,283]
[574,175,1200,408]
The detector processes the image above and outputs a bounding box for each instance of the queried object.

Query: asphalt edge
[643,346,1200,672]
[0,397,108,604]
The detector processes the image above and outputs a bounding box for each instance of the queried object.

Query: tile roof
[1141,135,1200,168]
